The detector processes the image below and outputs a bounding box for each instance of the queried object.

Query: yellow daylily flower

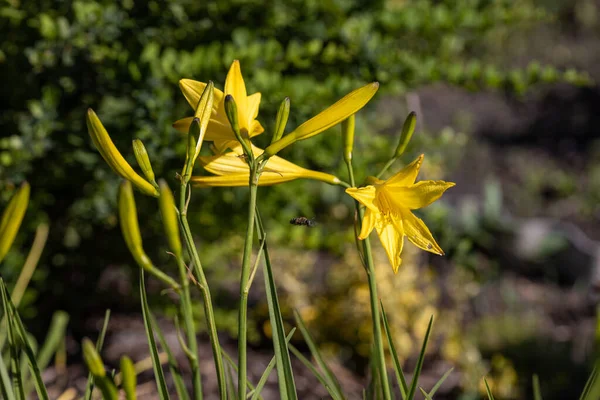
[173,60,264,142]
[346,155,455,273]
[191,144,341,187]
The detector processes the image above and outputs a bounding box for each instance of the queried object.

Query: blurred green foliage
[0,0,590,328]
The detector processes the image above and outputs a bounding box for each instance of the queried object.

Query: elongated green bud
[180,82,215,184]
[120,356,137,400]
[86,109,159,197]
[394,112,416,157]
[158,179,181,256]
[271,97,290,144]
[341,114,355,163]
[0,182,30,263]
[225,94,252,159]
[82,338,105,377]
[118,181,180,289]
[132,139,158,189]
[181,118,200,184]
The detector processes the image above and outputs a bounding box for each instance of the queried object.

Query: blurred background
[1,0,600,398]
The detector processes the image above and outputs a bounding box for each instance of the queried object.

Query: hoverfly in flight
[289,217,317,227]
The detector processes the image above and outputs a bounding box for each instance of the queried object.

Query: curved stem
[238,166,259,399]
[179,183,227,400]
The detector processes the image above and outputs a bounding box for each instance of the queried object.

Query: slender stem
[179,183,227,400]
[175,254,202,399]
[238,166,259,400]
[346,159,391,400]
[375,157,398,180]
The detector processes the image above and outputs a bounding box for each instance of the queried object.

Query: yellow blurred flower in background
[346,155,454,273]
[173,60,264,143]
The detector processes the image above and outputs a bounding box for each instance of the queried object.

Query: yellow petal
[345,186,378,212]
[386,154,424,187]
[246,92,262,128]
[358,208,377,239]
[400,209,444,255]
[224,60,248,118]
[376,219,404,273]
[179,79,224,111]
[265,82,379,156]
[386,180,455,210]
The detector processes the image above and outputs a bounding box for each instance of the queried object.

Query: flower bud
[86,109,159,197]
[158,180,182,257]
[118,181,180,289]
[132,139,158,189]
[225,95,252,159]
[120,356,137,400]
[181,118,200,184]
[82,338,105,378]
[271,97,290,144]
[0,182,30,263]
[341,114,355,164]
[394,111,416,158]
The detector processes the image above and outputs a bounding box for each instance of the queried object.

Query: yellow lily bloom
[173,60,264,142]
[346,155,455,273]
[191,144,341,187]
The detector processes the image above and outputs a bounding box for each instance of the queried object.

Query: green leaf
[288,344,342,400]
[483,378,496,400]
[151,315,190,400]
[532,374,542,400]
[84,309,111,400]
[220,347,258,396]
[293,310,344,400]
[419,387,433,400]
[426,367,454,398]
[140,270,170,400]
[35,311,69,370]
[0,345,15,400]
[406,315,433,400]
[257,211,297,399]
[249,329,295,400]
[1,280,49,400]
[120,356,137,400]
[380,302,408,399]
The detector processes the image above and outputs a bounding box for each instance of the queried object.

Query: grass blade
[84,309,111,400]
[0,346,15,400]
[256,211,297,399]
[483,378,496,400]
[580,365,597,400]
[140,270,170,400]
[426,367,453,398]
[152,315,189,400]
[1,280,26,400]
[293,310,344,400]
[36,311,69,370]
[289,344,343,400]
[406,315,433,400]
[380,302,408,399]
[532,374,542,400]
[221,347,259,396]
[249,329,295,400]
[419,387,433,400]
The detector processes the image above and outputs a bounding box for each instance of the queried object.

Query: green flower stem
[346,160,392,400]
[179,183,226,400]
[175,254,202,399]
[238,165,259,400]
[375,157,397,180]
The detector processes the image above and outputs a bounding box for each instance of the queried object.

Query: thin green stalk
[239,166,259,400]
[179,183,226,400]
[346,159,391,400]
[175,254,201,399]
[375,157,397,180]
